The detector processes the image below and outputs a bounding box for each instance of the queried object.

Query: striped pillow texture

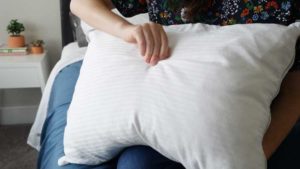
[59,22,300,169]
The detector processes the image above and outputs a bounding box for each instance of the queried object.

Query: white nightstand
[0,52,50,93]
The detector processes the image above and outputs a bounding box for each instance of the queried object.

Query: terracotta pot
[8,35,25,48]
[31,46,44,54]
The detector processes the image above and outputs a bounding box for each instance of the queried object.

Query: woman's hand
[121,22,170,66]
[71,0,169,65]
[71,0,168,66]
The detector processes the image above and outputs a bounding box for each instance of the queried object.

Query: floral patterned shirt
[112,0,300,71]
[111,0,300,26]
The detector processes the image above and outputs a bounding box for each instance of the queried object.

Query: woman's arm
[263,71,300,159]
[70,0,128,40]
[70,0,170,65]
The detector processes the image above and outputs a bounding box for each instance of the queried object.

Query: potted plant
[30,40,44,54]
[7,19,26,48]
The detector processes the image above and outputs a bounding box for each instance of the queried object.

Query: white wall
[0,0,62,124]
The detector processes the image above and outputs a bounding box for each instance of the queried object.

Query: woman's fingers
[159,26,170,60]
[142,23,154,64]
[131,22,170,66]
[133,26,146,57]
[149,23,162,66]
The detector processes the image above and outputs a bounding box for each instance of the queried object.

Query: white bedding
[27,42,86,150]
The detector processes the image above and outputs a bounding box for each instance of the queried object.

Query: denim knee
[117,146,184,169]
[50,61,82,111]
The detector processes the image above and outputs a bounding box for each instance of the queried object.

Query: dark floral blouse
[111,0,300,25]
[111,0,300,70]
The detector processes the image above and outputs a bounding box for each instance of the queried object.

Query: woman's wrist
[115,22,137,42]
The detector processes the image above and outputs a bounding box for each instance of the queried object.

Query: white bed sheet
[27,42,87,150]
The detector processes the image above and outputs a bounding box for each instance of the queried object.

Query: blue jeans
[37,60,300,169]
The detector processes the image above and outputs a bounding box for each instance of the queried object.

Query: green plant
[6,19,25,36]
[31,40,44,47]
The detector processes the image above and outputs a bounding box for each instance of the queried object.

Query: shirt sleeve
[111,0,148,17]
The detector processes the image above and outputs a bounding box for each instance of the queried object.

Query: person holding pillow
[38,0,300,168]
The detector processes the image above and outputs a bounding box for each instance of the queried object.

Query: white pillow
[58,22,300,169]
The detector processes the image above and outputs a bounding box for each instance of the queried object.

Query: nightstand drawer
[0,67,40,88]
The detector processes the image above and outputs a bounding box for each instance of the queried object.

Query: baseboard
[0,105,38,125]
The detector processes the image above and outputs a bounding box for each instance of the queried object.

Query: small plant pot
[31,46,44,54]
[8,35,25,48]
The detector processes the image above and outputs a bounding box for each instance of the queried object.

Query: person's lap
[38,60,300,169]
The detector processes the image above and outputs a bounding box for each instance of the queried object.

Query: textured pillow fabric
[59,22,300,169]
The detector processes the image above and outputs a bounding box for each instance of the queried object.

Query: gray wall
[0,0,62,124]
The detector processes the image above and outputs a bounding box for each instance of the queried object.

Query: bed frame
[60,0,74,47]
